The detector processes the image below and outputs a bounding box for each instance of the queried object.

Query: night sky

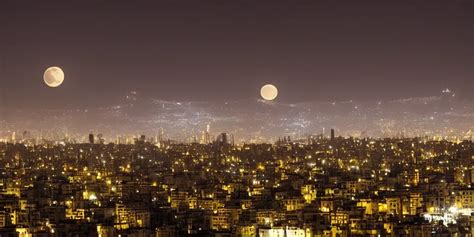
[1,0,473,110]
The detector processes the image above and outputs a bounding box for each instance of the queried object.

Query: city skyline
[1,88,473,143]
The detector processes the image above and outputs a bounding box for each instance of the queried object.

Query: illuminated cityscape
[2,0,474,236]
[0,135,473,236]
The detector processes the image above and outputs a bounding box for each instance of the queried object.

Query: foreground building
[0,136,472,236]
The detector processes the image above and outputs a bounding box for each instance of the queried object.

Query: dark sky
[1,0,473,109]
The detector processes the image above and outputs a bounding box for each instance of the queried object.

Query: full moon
[260,84,278,101]
[43,66,65,88]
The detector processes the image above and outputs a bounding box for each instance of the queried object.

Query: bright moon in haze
[43,66,65,88]
[260,84,278,101]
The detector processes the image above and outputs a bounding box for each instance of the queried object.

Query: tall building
[216,133,228,145]
[330,129,335,141]
[89,133,94,144]
[11,132,16,143]
[205,124,211,144]
[97,133,104,144]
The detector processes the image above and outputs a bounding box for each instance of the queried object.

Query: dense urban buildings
[2,0,473,236]
[0,134,472,236]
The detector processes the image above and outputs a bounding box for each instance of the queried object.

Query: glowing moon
[260,84,278,101]
[43,66,65,87]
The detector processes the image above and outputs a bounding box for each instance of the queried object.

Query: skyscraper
[216,133,228,145]
[204,124,211,144]
[89,133,94,144]
[330,129,335,141]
